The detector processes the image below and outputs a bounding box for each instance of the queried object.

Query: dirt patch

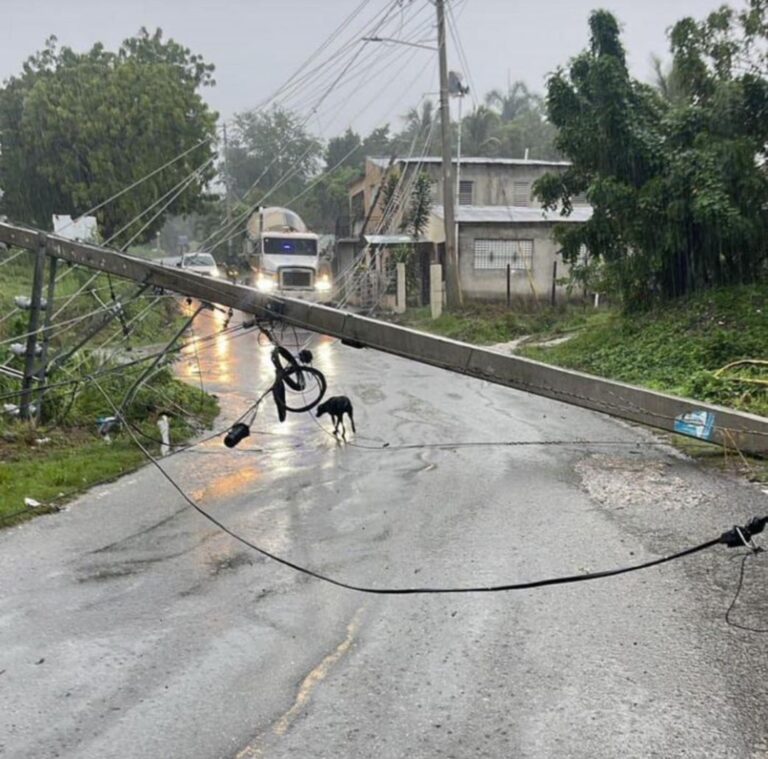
[574,454,704,511]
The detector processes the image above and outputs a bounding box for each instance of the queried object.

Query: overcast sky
[2,0,725,140]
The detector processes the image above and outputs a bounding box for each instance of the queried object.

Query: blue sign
[674,410,716,441]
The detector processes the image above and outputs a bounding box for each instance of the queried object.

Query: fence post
[550,260,557,307]
[430,263,443,319]
[395,262,406,314]
[506,263,511,307]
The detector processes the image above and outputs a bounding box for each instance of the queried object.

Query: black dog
[317,396,356,438]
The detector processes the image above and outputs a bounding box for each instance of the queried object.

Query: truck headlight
[256,274,276,292]
[315,275,332,292]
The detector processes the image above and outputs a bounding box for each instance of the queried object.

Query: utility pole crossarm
[1,221,766,455]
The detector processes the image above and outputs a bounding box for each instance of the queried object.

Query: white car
[177,252,220,278]
[160,253,221,277]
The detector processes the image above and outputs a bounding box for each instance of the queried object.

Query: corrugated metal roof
[364,234,415,245]
[432,205,593,224]
[369,156,571,169]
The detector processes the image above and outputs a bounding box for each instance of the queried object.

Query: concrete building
[346,156,592,301]
[428,204,592,300]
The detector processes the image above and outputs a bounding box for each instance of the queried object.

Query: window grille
[512,181,530,206]
[473,239,533,270]
[458,180,474,205]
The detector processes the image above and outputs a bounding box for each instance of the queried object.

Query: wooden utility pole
[436,0,462,309]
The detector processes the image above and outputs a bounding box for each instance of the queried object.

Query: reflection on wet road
[1,305,766,759]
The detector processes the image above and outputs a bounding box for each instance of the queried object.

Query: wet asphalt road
[1,309,767,759]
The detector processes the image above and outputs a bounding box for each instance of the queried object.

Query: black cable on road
[94,377,766,597]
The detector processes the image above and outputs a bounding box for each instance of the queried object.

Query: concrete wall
[350,159,578,236]
[457,222,566,301]
[348,161,385,235]
[398,162,566,207]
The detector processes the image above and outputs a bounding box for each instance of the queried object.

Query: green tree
[378,169,402,221]
[402,171,432,239]
[0,30,217,245]
[360,125,394,161]
[460,105,501,156]
[300,124,395,233]
[393,100,441,154]
[650,54,688,105]
[225,106,322,207]
[301,165,359,234]
[456,82,560,160]
[485,81,541,121]
[535,7,768,306]
[325,128,362,171]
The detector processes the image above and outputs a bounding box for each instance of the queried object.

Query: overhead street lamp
[362,36,437,51]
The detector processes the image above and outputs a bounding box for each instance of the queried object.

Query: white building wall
[457,223,567,300]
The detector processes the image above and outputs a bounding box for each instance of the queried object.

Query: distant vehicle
[159,252,221,278]
[245,207,332,301]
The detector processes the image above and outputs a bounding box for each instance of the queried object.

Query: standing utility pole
[436,0,462,308]
[222,122,234,264]
[35,255,58,420]
[19,236,47,420]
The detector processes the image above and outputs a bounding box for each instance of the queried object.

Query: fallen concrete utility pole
[1,221,766,455]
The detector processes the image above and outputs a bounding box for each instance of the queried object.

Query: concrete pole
[551,260,558,306]
[436,0,462,309]
[157,414,170,456]
[223,122,234,264]
[430,263,443,319]
[395,262,406,314]
[19,236,47,420]
[35,256,58,421]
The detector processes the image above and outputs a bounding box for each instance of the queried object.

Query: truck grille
[280,269,313,289]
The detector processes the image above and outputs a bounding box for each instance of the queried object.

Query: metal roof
[432,205,593,224]
[369,156,571,169]
[364,234,416,245]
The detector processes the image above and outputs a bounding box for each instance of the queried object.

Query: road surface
[1,308,767,758]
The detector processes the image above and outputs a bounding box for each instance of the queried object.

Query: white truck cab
[246,207,331,300]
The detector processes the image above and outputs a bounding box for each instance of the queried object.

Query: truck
[246,207,332,300]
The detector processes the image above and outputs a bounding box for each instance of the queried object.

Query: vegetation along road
[1,311,766,758]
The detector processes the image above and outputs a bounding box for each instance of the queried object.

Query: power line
[91,373,766,597]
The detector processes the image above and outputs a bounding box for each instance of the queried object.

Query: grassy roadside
[0,248,219,526]
[0,376,218,527]
[396,301,610,345]
[518,285,767,418]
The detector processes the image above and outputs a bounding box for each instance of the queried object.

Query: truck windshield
[263,237,317,256]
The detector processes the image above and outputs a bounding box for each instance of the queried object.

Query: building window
[473,239,533,270]
[458,180,473,205]
[513,181,530,206]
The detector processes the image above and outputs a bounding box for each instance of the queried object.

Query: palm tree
[485,81,542,122]
[394,100,440,153]
[650,54,688,106]
[461,105,501,156]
